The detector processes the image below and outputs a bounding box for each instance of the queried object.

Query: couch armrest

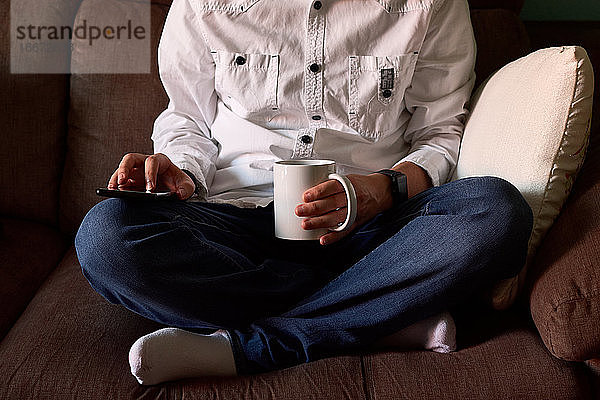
[528,152,600,361]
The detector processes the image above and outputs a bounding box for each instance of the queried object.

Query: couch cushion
[364,308,592,399]
[58,1,170,235]
[0,247,366,399]
[528,142,600,361]
[0,218,68,340]
[0,0,78,225]
[455,46,595,310]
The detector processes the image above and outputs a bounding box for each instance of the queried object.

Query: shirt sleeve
[393,0,477,187]
[151,0,219,200]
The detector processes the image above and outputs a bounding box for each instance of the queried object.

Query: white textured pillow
[455,46,594,310]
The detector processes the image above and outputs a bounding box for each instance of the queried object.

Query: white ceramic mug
[274,160,357,240]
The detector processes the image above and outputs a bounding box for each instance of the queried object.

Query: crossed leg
[75,177,532,381]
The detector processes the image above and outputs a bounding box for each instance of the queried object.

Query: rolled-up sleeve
[151,0,219,200]
[394,0,476,187]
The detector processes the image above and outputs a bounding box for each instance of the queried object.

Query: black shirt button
[313,1,322,10]
[309,63,320,73]
[311,115,322,121]
[235,56,246,65]
[382,89,392,98]
[300,135,313,144]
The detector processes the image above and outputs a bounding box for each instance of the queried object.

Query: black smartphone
[96,187,177,200]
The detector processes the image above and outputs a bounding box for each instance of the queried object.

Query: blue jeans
[74,176,532,375]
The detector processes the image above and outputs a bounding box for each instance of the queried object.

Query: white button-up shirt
[152,0,476,207]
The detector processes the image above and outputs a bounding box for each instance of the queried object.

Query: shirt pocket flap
[199,0,262,13]
[213,51,275,70]
[373,0,436,13]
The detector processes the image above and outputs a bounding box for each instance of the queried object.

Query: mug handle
[327,173,357,232]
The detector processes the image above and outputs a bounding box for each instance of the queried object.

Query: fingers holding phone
[145,154,196,199]
[106,153,196,200]
[107,153,146,190]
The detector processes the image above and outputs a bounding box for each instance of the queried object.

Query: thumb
[176,173,196,200]
[176,185,189,200]
[176,187,186,200]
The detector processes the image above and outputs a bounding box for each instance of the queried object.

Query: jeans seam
[353,209,422,236]
[173,214,255,238]
[170,218,247,273]
[423,199,431,216]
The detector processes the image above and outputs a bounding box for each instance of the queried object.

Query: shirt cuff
[393,148,451,187]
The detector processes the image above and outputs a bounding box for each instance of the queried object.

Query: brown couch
[1,0,598,398]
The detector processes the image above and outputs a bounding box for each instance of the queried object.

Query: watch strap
[375,169,408,204]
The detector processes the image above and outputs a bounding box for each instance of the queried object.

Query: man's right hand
[107,153,196,200]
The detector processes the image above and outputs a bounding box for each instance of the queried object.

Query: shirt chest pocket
[348,53,418,141]
[211,50,280,122]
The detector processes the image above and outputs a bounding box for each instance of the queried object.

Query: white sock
[373,311,457,353]
[128,328,237,385]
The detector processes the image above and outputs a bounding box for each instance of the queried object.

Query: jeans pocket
[348,53,418,141]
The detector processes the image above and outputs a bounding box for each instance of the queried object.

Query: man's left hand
[295,162,432,246]
[294,173,393,246]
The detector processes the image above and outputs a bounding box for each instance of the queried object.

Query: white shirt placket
[292,0,326,159]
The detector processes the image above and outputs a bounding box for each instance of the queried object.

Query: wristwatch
[375,169,408,205]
